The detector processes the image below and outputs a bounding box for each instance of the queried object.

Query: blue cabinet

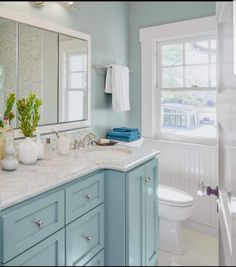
[145,159,158,266]
[105,158,158,266]
[85,250,104,266]
[65,171,104,224]
[4,229,65,266]
[127,164,146,266]
[66,205,104,266]
[0,157,158,267]
[0,190,65,263]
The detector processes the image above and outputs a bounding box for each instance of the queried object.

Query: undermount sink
[80,145,132,160]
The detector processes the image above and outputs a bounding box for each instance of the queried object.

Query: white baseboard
[183,220,218,237]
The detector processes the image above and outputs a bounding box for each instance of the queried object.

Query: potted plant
[17,92,42,164]
[0,93,16,161]
[0,92,16,128]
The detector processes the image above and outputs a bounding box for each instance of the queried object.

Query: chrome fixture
[79,133,97,148]
[92,63,133,73]
[31,1,45,7]
[31,1,77,9]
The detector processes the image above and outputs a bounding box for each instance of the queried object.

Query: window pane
[161,43,183,66]
[210,40,216,63]
[69,54,87,72]
[185,65,208,87]
[67,91,84,121]
[162,67,183,88]
[161,90,216,138]
[69,73,87,89]
[185,40,209,64]
[210,64,216,87]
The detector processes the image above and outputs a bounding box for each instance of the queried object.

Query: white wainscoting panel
[143,139,219,235]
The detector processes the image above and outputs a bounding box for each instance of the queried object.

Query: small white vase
[18,137,39,165]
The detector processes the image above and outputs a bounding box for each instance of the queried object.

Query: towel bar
[92,63,133,72]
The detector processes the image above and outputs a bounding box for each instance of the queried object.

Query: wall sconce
[31,1,77,9]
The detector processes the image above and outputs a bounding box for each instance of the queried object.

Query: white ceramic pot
[36,132,44,160]
[18,137,39,164]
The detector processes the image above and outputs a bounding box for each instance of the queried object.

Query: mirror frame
[0,7,91,138]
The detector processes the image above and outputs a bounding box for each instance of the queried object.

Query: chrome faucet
[79,132,98,148]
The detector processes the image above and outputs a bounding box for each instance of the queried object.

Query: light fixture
[31,1,45,8]
[31,1,77,9]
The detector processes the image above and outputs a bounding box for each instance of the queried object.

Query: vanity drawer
[0,190,64,263]
[85,250,104,266]
[4,229,65,266]
[66,204,104,266]
[66,171,104,223]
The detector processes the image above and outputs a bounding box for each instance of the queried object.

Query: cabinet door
[145,159,158,266]
[127,164,146,266]
[4,229,65,266]
[85,250,104,266]
[66,205,104,266]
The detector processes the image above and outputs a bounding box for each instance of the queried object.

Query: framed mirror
[0,7,91,137]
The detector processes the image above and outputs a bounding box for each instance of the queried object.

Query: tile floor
[158,228,218,266]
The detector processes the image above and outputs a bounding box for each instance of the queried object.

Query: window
[158,36,217,141]
[63,51,87,121]
[59,38,89,123]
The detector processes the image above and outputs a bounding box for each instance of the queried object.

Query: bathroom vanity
[0,146,159,266]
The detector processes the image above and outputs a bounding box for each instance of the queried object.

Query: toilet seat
[158,185,194,207]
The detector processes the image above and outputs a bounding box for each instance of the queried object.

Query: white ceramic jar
[18,137,39,164]
[56,137,71,155]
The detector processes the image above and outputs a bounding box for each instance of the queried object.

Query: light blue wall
[0,2,216,136]
[128,1,216,129]
[0,1,129,138]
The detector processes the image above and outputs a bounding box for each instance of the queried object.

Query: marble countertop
[0,145,159,211]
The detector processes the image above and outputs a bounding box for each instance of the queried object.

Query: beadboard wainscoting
[143,138,219,236]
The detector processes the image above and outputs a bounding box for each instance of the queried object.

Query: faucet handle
[72,138,79,150]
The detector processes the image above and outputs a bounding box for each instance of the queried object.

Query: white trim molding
[139,16,217,144]
[0,7,91,138]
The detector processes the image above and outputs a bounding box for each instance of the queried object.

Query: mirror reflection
[0,18,89,128]
[59,35,88,123]
[19,24,58,125]
[0,18,17,128]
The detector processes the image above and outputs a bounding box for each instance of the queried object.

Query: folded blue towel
[107,130,140,139]
[107,135,140,142]
[113,127,140,133]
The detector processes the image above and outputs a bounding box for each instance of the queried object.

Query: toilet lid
[158,185,194,207]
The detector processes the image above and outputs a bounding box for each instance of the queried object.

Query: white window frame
[139,16,217,145]
[59,40,88,123]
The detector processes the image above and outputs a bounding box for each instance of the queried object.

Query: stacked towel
[107,127,141,142]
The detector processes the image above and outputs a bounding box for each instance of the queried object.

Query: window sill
[156,133,217,146]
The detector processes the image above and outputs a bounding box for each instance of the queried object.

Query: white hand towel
[105,67,112,94]
[105,64,130,111]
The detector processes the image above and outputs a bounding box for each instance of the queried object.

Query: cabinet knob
[34,220,44,228]
[86,194,92,199]
[145,177,152,183]
[85,235,92,241]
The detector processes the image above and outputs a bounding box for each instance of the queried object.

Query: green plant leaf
[17,92,42,137]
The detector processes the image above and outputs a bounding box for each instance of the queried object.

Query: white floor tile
[158,228,218,266]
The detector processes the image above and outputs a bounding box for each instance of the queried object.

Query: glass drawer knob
[34,220,44,228]
[85,235,91,241]
[86,194,91,199]
[145,177,152,183]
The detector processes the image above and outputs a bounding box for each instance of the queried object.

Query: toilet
[158,184,194,255]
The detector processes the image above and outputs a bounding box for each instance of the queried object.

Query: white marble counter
[0,145,159,211]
